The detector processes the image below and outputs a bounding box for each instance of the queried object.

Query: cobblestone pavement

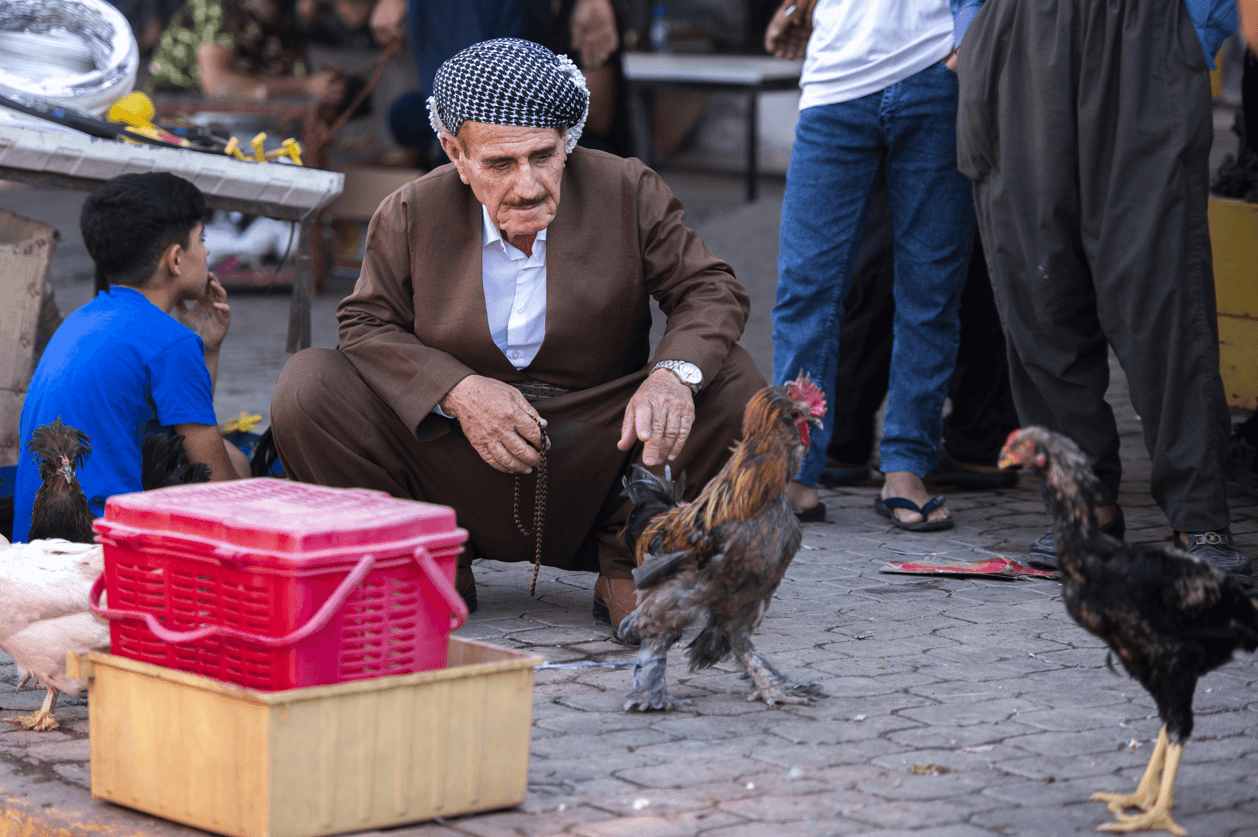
[0,160,1255,836]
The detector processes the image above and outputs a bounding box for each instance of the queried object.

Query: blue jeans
[772,61,974,487]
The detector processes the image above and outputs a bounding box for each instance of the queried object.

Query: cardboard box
[0,208,58,468]
[1208,197,1258,412]
[73,638,543,837]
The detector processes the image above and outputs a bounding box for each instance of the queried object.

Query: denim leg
[772,99,883,487]
[879,63,974,477]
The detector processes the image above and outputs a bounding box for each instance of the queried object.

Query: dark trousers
[828,175,1018,468]
[270,346,765,580]
[957,0,1231,530]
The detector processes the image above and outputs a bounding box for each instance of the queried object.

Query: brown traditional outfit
[271,146,764,580]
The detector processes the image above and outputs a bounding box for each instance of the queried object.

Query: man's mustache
[503,196,549,209]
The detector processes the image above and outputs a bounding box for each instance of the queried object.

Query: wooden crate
[71,637,543,837]
[0,209,58,468]
[1208,197,1258,412]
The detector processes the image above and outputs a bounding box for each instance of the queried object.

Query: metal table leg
[286,215,312,353]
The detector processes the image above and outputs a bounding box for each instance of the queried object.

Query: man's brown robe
[272,147,765,578]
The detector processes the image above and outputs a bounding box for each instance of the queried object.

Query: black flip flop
[874,495,954,532]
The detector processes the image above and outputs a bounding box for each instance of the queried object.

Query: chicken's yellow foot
[5,688,60,731]
[1093,727,1168,814]
[6,710,60,732]
[1095,742,1186,836]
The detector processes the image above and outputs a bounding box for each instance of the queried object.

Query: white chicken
[0,537,109,731]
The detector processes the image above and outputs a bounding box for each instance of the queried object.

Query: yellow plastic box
[70,638,543,837]
[1208,197,1258,412]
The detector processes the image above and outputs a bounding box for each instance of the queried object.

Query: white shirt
[799,0,955,111]
[480,204,547,370]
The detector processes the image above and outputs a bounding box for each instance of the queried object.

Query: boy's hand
[176,274,231,352]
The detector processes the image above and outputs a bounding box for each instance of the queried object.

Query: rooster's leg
[1092,726,1168,814]
[6,687,60,731]
[1096,741,1186,836]
[624,633,686,712]
[734,647,824,708]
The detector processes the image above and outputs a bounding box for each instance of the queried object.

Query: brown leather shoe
[592,575,637,630]
[455,564,477,614]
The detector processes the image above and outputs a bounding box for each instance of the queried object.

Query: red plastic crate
[91,479,469,691]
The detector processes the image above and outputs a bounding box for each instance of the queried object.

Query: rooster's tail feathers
[686,622,730,671]
[621,464,688,557]
[632,548,693,589]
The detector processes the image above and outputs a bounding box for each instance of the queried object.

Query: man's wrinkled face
[441,122,567,240]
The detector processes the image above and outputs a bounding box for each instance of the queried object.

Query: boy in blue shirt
[12,172,247,542]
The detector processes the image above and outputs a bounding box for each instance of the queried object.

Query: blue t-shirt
[12,287,218,541]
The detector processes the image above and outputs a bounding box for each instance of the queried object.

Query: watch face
[678,363,701,384]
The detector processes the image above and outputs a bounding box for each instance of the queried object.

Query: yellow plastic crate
[1208,197,1258,412]
[71,638,543,837]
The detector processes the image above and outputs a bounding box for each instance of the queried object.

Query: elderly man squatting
[270,38,766,626]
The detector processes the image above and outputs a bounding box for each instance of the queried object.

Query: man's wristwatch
[653,360,703,394]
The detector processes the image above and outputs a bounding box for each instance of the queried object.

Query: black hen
[140,432,211,489]
[1000,427,1258,835]
[27,419,94,544]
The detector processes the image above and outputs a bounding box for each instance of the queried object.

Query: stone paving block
[767,716,912,747]
[700,818,865,837]
[615,758,769,789]
[23,739,90,762]
[842,795,1001,831]
[968,802,1125,836]
[581,782,755,817]
[851,767,994,801]
[750,738,913,770]
[884,723,1040,752]
[530,730,676,761]
[569,814,708,837]
[897,698,1042,729]
[869,747,1030,776]
[719,791,865,823]
[1013,703,1147,734]
[994,749,1141,781]
[1002,729,1136,758]
[452,804,611,837]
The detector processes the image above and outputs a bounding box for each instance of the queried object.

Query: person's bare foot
[787,481,819,513]
[881,471,951,525]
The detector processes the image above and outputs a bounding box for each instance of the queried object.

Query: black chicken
[27,419,94,544]
[999,427,1258,835]
[617,374,828,711]
[27,421,212,544]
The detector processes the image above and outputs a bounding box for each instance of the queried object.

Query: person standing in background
[956,0,1252,583]
[766,0,981,530]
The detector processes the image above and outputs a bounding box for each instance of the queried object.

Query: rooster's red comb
[786,372,826,418]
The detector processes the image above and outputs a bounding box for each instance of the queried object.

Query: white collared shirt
[481,204,547,370]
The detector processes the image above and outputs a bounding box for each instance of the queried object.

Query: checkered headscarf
[428,38,589,154]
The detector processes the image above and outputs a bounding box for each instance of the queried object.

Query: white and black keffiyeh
[428,38,589,153]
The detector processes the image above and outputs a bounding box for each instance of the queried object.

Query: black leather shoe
[1028,506,1125,561]
[1176,530,1253,586]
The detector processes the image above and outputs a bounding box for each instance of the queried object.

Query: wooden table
[0,120,343,352]
[622,53,803,201]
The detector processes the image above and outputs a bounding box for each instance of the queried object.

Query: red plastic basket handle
[89,552,379,647]
[414,545,468,631]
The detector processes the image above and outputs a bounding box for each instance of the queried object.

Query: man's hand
[618,368,695,467]
[175,274,231,352]
[764,0,817,59]
[571,0,618,69]
[369,0,406,48]
[944,48,958,72]
[440,376,548,474]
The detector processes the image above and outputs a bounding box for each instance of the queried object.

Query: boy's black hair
[80,172,206,288]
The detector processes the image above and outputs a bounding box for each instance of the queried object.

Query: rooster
[999,427,1258,835]
[26,419,94,544]
[5,422,212,730]
[618,373,828,711]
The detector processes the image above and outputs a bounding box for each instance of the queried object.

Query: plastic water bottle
[649,4,671,53]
